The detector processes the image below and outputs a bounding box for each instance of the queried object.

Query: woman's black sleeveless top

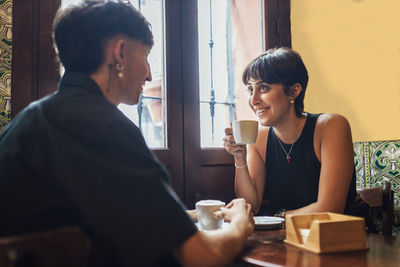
[260,113,356,215]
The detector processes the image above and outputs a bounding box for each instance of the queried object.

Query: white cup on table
[196,200,226,230]
[232,120,258,144]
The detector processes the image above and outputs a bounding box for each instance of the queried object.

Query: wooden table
[237,229,400,267]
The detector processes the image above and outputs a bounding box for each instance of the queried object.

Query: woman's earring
[116,63,124,78]
[289,99,295,104]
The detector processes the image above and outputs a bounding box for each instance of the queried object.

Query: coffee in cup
[232,120,258,144]
[196,200,225,230]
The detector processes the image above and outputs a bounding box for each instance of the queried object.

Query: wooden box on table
[284,212,368,253]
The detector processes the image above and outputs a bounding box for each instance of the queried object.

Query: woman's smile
[255,106,270,118]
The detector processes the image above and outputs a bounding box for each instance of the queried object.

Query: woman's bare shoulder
[315,113,352,139]
[316,113,350,129]
[313,113,353,160]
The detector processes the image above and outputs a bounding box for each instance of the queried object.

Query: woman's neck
[273,113,307,144]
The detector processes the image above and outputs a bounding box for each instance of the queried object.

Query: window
[197,0,263,147]
[198,0,236,147]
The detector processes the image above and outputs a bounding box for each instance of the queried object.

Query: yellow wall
[291,0,400,142]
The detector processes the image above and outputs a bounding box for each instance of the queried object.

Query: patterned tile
[354,140,400,238]
[0,0,12,133]
[354,142,365,188]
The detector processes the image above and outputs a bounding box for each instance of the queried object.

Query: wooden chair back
[357,181,394,236]
[0,227,90,267]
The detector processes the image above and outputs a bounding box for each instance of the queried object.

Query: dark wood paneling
[38,0,61,98]
[153,149,170,166]
[277,0,291,48]
[11,0,61,117]
[157,0,185,199]
[182,0,202,208]
[11,0,35,117]
[201,149,234,165]
[198,165,236,205]
[264,0,291,49]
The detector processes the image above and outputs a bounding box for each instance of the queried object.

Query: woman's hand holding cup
[224,120,258,168]
[223,127,247,162]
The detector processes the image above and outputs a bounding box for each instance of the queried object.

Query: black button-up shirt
[0,71,197,266]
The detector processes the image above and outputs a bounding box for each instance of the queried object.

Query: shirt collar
[59,71,104,96]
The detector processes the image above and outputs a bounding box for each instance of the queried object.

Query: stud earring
[116,63,124,78]
[289,99,295,104]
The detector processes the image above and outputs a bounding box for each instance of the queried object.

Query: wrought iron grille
[199,0,236,145]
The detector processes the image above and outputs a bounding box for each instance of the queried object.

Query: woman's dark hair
[53,0,153,74]
[242,47,309,117]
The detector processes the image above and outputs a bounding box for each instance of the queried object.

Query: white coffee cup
[232,120,258,144]
[196,200,226,230]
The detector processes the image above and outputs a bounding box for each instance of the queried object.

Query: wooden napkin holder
[284,212,368,253]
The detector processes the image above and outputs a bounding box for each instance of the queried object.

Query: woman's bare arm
[224,127,268,214]
[286,114,354,215]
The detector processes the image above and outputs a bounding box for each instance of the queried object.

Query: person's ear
[289,83,302,98]
[112,39,126,64]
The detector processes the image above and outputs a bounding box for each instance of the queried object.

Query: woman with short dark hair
[224,47,357,218]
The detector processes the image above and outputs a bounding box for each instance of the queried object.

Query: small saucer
[254,216,284,230]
